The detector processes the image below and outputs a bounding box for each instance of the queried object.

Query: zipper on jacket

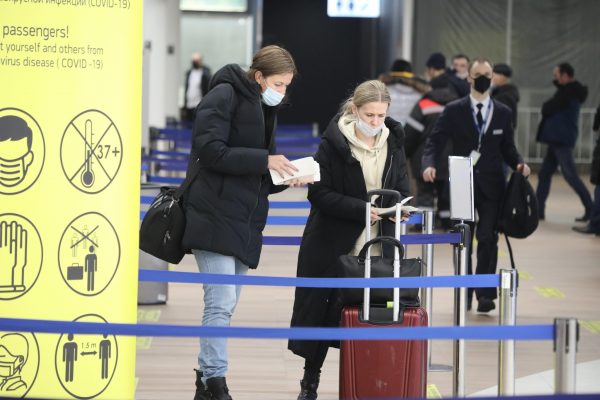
[247,178,262,248]
[379,153,394,238]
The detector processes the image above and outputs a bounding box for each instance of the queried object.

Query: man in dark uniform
[422,58,530,312]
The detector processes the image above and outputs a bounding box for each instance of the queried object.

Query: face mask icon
[0,333,30,393]
[0,115,36,190]
[0,154,33,187]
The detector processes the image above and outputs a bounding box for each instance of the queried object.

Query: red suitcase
[339,190,428,399]
[339,306,428,399]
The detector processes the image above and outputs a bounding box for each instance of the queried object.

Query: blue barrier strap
[262,233,461,246]
[150,150,190,158]
[263,236,301,245]
[141,196,154,204]
[139,270,499,289]
[266,216,307,225]
[147,176,184,184]
[269,201,311,208]
[0,318,554,341]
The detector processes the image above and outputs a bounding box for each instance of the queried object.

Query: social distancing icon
[54,314,118,399]
[60,110,123,194]
[58,212,120,296]
[0,108,45,195]
[0,214,43,301]
[0,331,40,398]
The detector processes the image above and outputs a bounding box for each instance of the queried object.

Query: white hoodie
[338,114,390,256]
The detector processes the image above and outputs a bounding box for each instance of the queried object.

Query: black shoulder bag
[139,160,201,264]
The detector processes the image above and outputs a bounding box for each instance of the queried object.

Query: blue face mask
[356,116,384,137]
[261,86,284,106]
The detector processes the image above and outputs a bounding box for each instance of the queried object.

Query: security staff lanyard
[471,100,492,151]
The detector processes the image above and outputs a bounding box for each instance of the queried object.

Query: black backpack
[498,171,539,267]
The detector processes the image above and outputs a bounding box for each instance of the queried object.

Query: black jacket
[183,66,211,109]
[492,83,520,128]
[537,80,588,147]
[422,97,523,201]
[288,115,411,361]
[182,64,284,268]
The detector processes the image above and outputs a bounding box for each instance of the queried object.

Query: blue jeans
[193,250,249,380]
[536,144,593,217]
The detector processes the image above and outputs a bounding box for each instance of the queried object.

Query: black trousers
[466,185,501,301]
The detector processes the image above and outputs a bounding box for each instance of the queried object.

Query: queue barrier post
[452,222,470,397]
[554,317,579,394]
[498,268,518,396]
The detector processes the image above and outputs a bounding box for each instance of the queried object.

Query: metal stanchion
[452,222,470,398]
[554,318,579,394]
[498,269,518,396]
[421,211,451,372]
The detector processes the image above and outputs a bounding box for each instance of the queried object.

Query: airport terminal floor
[135,175,600,400]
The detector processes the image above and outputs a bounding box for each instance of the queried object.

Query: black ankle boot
[193,369,211,400]
[297,376,319,400]
[206,377,232,400]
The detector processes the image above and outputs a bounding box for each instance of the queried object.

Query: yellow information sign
[0,1,142,399]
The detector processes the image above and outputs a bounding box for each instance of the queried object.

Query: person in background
[181,52,212,125]
[452,53,470,80]
[183,45,302,400]
[491,63,520,129]
[535,62,592,222]
[404,54,461,229]
[288,80,411,400]
[381,58,424,126]
[572,104,600,236]
[422,58,530,313]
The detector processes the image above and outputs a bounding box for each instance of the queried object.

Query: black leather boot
[193,369,211,400]
[206,377,232,400]
[297,375,319,400]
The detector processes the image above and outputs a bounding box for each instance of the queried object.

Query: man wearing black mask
[536,63,592,222]
[422,58,530,313]
[181,52,212,125]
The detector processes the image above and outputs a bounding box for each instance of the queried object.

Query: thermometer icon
[81,119,95,188]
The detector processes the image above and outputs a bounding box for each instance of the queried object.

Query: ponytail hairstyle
[339,80,391,116]
[246,45,297,81]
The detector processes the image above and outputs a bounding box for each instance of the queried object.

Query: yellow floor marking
[581,320,600,334]
[534,286,565,298]
[518,270,532,281]
[427,384,442,398]
[137,336,154,350]
[137,309,162,322]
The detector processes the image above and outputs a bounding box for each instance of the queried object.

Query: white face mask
[356,116,384,137]
[261,86,284,106]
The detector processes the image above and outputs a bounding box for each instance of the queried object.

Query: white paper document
[269,156,321,185]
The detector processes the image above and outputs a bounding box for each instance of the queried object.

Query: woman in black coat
[182,45,301,400]
[288,80,411,400]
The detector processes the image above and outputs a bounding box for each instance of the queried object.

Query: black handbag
[337,236,422,306]
[139,160,201,264]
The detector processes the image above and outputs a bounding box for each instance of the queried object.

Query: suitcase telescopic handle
[358,236,404,260]
[366,189,402,202]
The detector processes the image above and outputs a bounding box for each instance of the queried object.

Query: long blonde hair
[339,80,391,116]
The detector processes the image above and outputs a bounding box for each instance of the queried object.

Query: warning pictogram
[0,108,45,195]
[60,110,123,194]
[0,214,43,301]
[0,331,40,399]
[54,314,118,399]
[58,212,120,296]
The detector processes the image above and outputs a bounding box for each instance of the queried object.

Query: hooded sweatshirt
[338,114,390,255]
